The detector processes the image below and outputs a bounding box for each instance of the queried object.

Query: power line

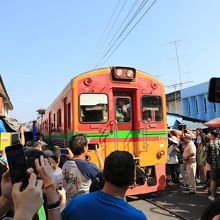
[95,0,149,68]
[101,0,140,58]
[98,0,157,67]
[101,0,147,58]
[90,0,122,68]
[95,0,128,62]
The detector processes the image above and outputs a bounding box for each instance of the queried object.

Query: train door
[113,92,136,155]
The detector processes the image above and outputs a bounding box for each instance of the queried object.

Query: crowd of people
[0,133,147,220]
[1,125,220,219]
[167,127,220,202]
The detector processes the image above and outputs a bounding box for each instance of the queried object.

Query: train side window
[53,113,56,130]
[67,103,71,129]
[57,109,62,130]
[79,94,108,123]
[142,96,163,123]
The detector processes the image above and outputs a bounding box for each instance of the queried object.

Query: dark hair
[211,131,218,138]
[179,136,185,142]
[103,151,135,187]
[45,146,61,163]
[69,134,87,155]
[89,172,105,192]
[201,201,220,220]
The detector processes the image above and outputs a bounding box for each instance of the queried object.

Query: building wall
[181,82,220,120]
[166,91,182,114]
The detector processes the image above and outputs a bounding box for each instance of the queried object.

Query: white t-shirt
[167,144,178,164]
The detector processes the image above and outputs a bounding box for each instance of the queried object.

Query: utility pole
[164,40,183,89]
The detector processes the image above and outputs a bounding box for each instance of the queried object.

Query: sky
[0,0,220,122]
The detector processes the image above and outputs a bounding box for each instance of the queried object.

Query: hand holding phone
[5,144,29,188]
[60,148,69,156]
[88,143,99,151]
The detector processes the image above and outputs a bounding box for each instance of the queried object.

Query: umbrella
[204,117,220,128]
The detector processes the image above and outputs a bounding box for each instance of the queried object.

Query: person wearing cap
[167,136,180,184]
[183,133,197,194]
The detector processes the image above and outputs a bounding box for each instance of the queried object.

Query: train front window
[80,94,108,123]
[142,96,163,122]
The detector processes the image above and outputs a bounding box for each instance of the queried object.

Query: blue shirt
[62,190,147,220]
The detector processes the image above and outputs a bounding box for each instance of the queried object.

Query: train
[38,66,168,195]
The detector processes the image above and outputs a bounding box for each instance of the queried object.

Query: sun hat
[168,136,179,145]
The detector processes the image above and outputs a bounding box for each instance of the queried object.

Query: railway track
[128,194,197,220]
[142,197,190,220]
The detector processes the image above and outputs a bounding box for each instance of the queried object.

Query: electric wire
[99,0,157,67]
[89,0,121,68]
[95,0,128,63]
[101,0,148,59]
[100,0,139,58]
[95,0,149,68]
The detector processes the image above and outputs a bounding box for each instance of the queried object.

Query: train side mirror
[208,77,220,103]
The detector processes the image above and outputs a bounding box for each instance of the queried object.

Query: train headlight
[116,69,123,77]
[111,66,136,81]
[127,69,134,78]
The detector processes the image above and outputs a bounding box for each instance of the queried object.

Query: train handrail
[114,120,119,150]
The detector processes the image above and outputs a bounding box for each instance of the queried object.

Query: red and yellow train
[39,66,168,195]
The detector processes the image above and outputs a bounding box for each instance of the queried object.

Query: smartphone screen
[60,148,68,155]
[88,143,99,150]
[5,144,29,188]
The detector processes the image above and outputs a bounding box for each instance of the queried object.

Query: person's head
[69,134,88,156]
[201,201,220,220]
[168,136,179,146]
[34,140,48,151]
[24,147,53,174]
[103,151,135,188]
[90,172,105,192]
[196,128,202,135]
[45,146,61,165]
[117,99,126,107]
[179,136,185,145]
[26,141,33,148]
[184,133,193,143]
[211,131,218,139]
[206,133,212,142]
[170,130,177,137]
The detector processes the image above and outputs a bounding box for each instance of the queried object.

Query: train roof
[46,67,164,112]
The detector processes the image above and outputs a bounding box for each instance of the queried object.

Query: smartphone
[60,148,68,155]
[5,144,29,188]
[88,143,99,150]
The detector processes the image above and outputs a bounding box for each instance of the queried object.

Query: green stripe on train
[44,130,168,139]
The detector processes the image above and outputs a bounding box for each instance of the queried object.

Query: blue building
[181,82,220,121]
